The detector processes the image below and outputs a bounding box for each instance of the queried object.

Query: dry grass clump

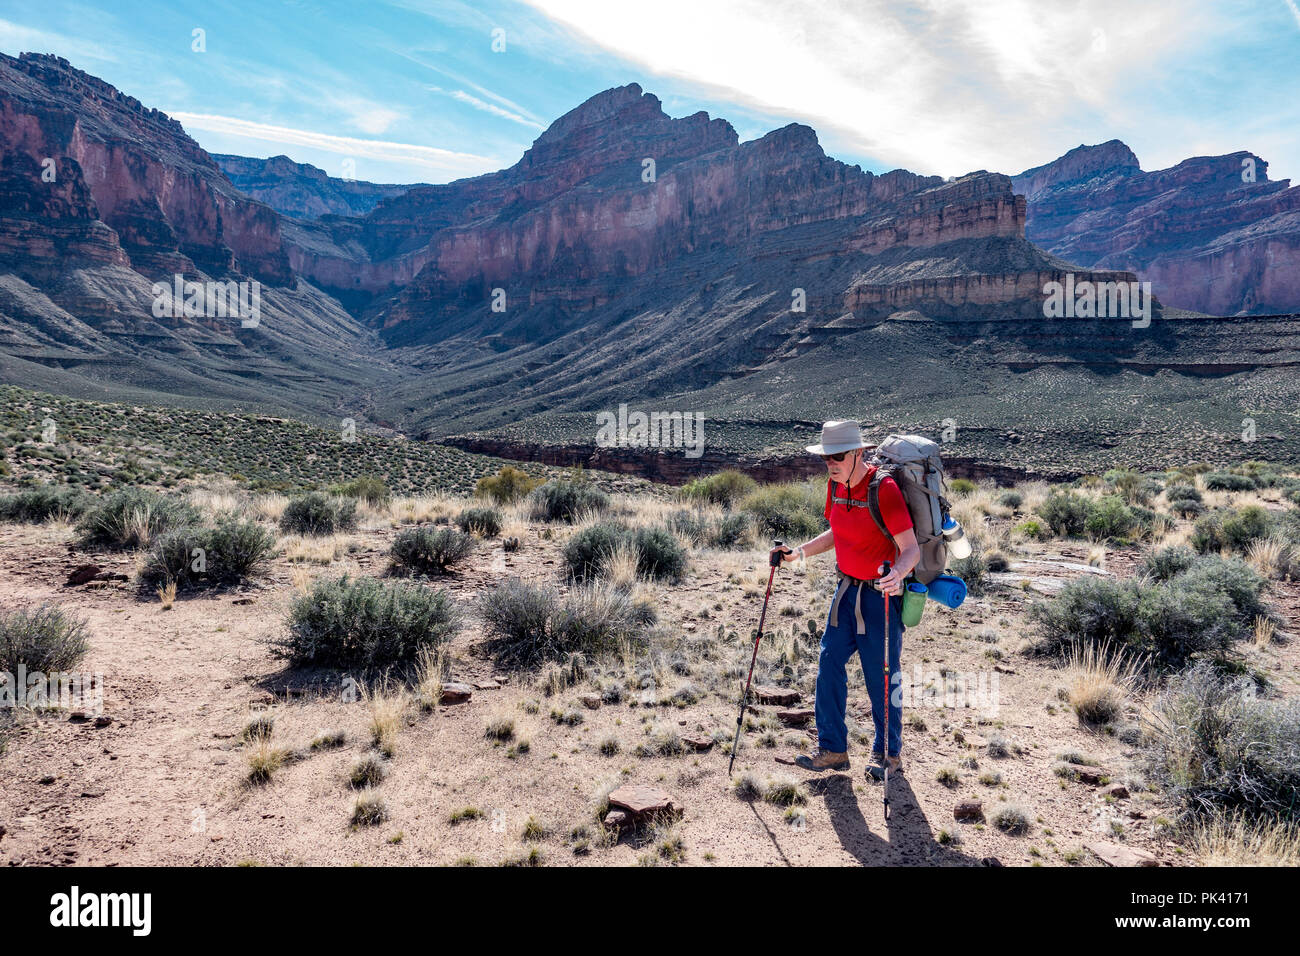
[1192,813,1300,866]
[1063,640,1144,725]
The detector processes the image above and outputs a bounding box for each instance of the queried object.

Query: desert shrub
[1085,495,1136,541]
[678,470,756,508]
[139,519,276,589]
[1037,490,1094,537]
[1170,498,1204,518]
[527,479,608,523]
[1030,556,1269,673]
[0,483,92,522]
[479,580,653,668]
[1104,469,1157,506]
[997,491,1023,510]
[563,522,627,581]
[741,482,826,540]
[666,509,710,546]
[331,476,390,504]
[475,465,544,505]
[948,478,977,496]
[1014,518,1049,540]
[1174,557,1269,632]
[710,513,753,550]
[76,487,200,550]
[1222,506,1270,552]
[279,492,357,536]
[1140,545,1196,582]
[1143,661,1300,823]
[1165,483,1202,504]
[456,507,503,538]
[1203,472,1256,492]
[950,549,989,596]
[1190,512,1227,554]
[630,526,688,582]
[0,605,90,674]
[274,575,459,669]
[563,522,687,582]
[391,527,475,574]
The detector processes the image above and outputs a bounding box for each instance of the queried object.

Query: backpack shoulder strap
[865,466,892,539]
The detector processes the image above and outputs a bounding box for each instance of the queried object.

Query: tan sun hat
[805,420,867,456]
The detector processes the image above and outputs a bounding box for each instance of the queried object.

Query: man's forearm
[798,529,834,558]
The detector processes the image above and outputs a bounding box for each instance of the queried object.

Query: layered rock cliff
[214,154,416,220]
[0,52,292,285]
[1014,141,1300,315]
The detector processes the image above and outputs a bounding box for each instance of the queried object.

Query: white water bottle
[943,515,971,559]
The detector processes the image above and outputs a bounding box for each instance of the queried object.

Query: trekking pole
[728,539,784,775]
[880,559,893,821]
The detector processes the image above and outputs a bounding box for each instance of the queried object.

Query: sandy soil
[1,519,1296,867]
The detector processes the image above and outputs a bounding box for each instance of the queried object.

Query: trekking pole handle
[769,538,787,568]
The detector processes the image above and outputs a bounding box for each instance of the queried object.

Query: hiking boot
[866,753,903,781]
[792,748,850,772]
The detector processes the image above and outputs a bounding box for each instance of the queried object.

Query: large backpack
[858,434,952,585]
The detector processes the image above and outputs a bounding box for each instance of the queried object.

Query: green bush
[1084,495,1136,541]
[475,465,544,505]
[75,487,200,550]
[1014,518,1049,540]
[1170,498,1204,518]
[948,478,977,496]
[0,604,90,674]
[279,492,357,536]
[997,491,1023,510]
[1029,555,1268,673]
[479,580,654,669]
[951,549,989,596]
[1037,491,1094,537]
[1222,506,1270,552]
[1190,512,1227,554]
[1143,661,1300,823]
[456,507,503,538]
[710,513,753,550]
[0,483,92,523]
[139,519,277,589]
[741,482,826,540]
[1165,483,1202,504]
[630,526,688,582]
[1203,472,1256,492]
[563,522,687,583]
[274,575,459,669]
[331,477,390,504]
[391,527,476,574]
[1140,545,1196,582]
[666,509,710,547]
[527,479,609,523]
[678,470,757,508]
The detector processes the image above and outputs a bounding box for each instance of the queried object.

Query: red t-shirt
[824,466,913,580]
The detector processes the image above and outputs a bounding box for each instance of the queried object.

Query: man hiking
[773,420,920,776]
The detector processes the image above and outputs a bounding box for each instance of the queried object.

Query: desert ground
[2,475,1296,868]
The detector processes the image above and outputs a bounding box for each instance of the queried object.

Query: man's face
[825,447,863,484]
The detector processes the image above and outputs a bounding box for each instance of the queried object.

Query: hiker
[773,420,920,775]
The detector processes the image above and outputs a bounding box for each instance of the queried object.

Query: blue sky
[2,0,1299,186]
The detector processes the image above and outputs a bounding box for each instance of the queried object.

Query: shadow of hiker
[808,772,982,866]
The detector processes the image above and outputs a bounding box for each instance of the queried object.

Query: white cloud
[0,17,116,64]
[1286,0,1300,30]
[517,0,1228,177]
[166,112,502,176]
[427,86,547,129]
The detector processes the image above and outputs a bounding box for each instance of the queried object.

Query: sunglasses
[820,450,851,462]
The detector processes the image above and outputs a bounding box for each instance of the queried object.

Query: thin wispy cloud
[1286,0,1300,30]
[167,112,502,176]
[0,17,116,64]
[428,86,546,129]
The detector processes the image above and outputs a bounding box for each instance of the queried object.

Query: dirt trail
[2,521,1296,867]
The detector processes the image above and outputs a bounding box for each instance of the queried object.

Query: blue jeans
[814,582,904,756]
